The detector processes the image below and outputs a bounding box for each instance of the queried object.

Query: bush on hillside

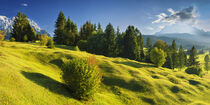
[185,66,202,76]
[61,57,101,100]
[77,40,87,51]
[47,38,55,49]
[10,37,16,42]
[150,47,166,67]
[40,34,49,46]
[0,31,5,41]
[72,46,80,51]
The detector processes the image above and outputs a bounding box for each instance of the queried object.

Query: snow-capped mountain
[0,15,50,38]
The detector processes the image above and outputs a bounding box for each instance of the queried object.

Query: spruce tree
[164,53,173,69]
[80,21,94,40]
[204,55,209,73]
[122,26,139,60]
[104,23,116,57]
[97,23,103,34]
[171,40,178,69]
[12,12,30,42]
[178,45,185,69]
[54,11,66,44]
[145,37,152,62]
[188,46,199,66]
[27,24,37,42]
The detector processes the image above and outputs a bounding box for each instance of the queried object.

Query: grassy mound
[0,41,210,105]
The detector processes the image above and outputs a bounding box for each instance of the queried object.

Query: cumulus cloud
[21,3,28,7]
[152,6,199,25]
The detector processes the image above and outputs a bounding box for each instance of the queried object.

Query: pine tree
[204,55,209,73]
[54,11,66,44]
[171,40,178,69]
[164,53,173,69]
[27,24,37,42]
[80,21,94,40]
[188,46,199,66]
[104,23,116,57]
[145,37,152,62]
[12,12,30,42]
[178,45,185,69]
[122,26,139,60]
[97,23,103,34]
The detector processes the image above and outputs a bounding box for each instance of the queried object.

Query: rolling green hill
[0,41,210,105]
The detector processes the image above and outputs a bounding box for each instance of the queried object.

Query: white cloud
[21,3,28,7]
[147,26,154,30]
[158,25,165,30]
[152,6,199,25]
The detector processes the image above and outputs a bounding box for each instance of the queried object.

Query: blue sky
[0,0,210,35]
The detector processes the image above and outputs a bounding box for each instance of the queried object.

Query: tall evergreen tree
[178,45,185,69]
[136,28,144,60]
[122,26,139,60]
[171,40,178,69]
[54,11,66,44]
[188,46,199,66]
[12,12,31,42]
[104,23,116,57]
[164,53,173,69]
[97,23,103,34]
[204,55,209,73]
[80,21,94,40]
[27,24,37,42]
[145,37,152,62]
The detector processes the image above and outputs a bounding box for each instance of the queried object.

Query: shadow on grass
[103,76,153,92]
[21,71,72,98]
[112,61,153,68]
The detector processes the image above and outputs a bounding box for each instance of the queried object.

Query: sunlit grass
[0,41,210,105]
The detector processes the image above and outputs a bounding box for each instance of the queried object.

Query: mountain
[152,24,210,49]
[0,15,50,39]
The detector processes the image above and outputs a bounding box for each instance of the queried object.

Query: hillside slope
[0,41,210,105]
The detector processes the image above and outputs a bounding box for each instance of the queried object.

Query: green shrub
[40,34,49,46]
[185,66,202,76]
[47,38,55,49]
[10,37,16,42]
[61,57,101,100]
[77,40,87,51]
[150,47,166,67]
[72,46,80,51]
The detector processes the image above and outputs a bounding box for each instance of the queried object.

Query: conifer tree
[97,23,103,34]
[204,55,209,73]
[12,12,31,42]
[104,23,116,57]
[171,40,178,69]
[188,46,199,66]
[80,21,94,40]
[122,26,139,60]
[178,45,185,69]
[54,11,66,44]
[145,37,152,62]
[27,24,37,42]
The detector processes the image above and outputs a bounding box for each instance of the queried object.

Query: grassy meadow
[0,41,210,105]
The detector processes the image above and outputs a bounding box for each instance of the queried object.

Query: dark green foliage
[150,47,166,67]
[145,37,152,63]
[63,17,79,46]
[164,53,173,69]
[185,66,202,76]
[178,45,185,69]
[122,26,139,60]
[104,23,116,57]
[188,46,199,66]
[80,21,95,40]
[12,12,36,42]
[116,32,125,57]
[153,40,168,51]
[61,57,101,100]
[171,40,178,69]
[97,23,103,34]
[54,11,66,44]
[77,40,88,51]
[204,55,209,72]
[87,34,106,55]
[47,38,55,49]
[136,29,144,61]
